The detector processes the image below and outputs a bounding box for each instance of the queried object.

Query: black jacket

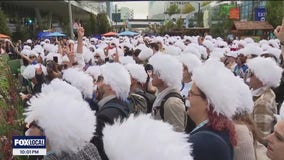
[91,97,130,160]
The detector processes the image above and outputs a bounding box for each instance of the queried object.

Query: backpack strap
[159,92,184,120]
[100,102,129,118]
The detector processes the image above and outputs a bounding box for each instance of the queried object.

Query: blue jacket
[188,125,233,160]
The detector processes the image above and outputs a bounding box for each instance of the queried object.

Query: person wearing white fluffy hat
[187,59,238,160]
[246,57,283,140]
[90,62,132,160]
[102,114,194,160]
[148,54,187,132]
[24,79,101,160]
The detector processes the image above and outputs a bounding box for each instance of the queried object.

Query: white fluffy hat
[22,64,47,80]
[247,57,283,88]
[62,68,94,98]
[24,82,95,155]
[202,40,214,52]
[182,44,201,59]
[242,43,263,56]
[41,78,83,100]
[100,62,131,100]
[165,45,181,56]
[192,59,241,118]
[261,47,281,62]
[234,76,254,114]
[85,65,101,81]
[149,54,183,89]
[138,47,153,61]
[119,56,136,65]
[103,114,193,160]
[125,63,147,84]
[178,54,202,73]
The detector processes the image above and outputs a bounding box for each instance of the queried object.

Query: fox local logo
[12,136,46,156]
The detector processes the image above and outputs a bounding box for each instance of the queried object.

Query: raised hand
[77,27,85,39]
[274,18,284,42]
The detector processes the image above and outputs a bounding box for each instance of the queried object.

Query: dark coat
[91,97,130,160]
[188,125,233,160]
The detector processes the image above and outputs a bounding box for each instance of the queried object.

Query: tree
[176,18,184,29]
[165,4,181,17]
[266,1,284,28]
[197,11,204,27]
[96,13,111,34]
[85,13,97,36]
[0,9,11,36]
[182,3,195,14]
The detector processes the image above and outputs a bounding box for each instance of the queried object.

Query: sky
[113,1,149,19]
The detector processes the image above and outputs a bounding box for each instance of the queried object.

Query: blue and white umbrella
[118,31,139,36]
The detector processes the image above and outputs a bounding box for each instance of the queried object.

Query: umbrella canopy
[102,32,118,37]
[45,32,66,37]
[37,31,50,38]
[0,33,10,39]
[118,31,139,36]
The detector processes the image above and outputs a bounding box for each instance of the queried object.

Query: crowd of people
[1,18,284,160]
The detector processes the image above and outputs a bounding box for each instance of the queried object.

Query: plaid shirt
[252,87,277,139]
[44,143,101,160]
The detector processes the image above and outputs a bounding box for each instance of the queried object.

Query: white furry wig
[192,59,240,118]
[62,68,94,98]
[119,56,136,65]
[242,43,263,56]
[41,78,83,100]
[148,54,183,89]
[234,76,254,114]
[125,63,147,84]
[22,65,36,79]
[24,90,95,155]
[165,45,181,56]
[182,44,201,59]
[103,114,193,160]
[100,62,131,100]
[247,57,283,88]
[85,65,101,81]
[178,54,202,74]
[210,48,226,59]
[202,40,214,52]
[138,47,153,61]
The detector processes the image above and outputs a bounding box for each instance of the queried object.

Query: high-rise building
[148,1,166,19]
[118,7,134,20]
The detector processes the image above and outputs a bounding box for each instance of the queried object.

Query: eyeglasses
[29,121,44,132]
[29,56,36,59]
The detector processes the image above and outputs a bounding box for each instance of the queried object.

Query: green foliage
[0,55,26,160]
[165,4,181,16]
[0,9,11,36]
[96,13,111,34]
[197,11,204,27]
[176,18,184,29]
[266,1,284,28]
[182,3,195,14]
[12,24,31,42]
[85,13,97,36]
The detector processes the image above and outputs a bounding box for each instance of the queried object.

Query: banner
[229,8,240,19]
[220,4,236,16]
[255,7,266,21]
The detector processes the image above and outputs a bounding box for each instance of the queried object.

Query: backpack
[158,92,185,120]
[135,91,156,113]
[101,102,131,118]
[127,93,148,114]
[157,92,196,132]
